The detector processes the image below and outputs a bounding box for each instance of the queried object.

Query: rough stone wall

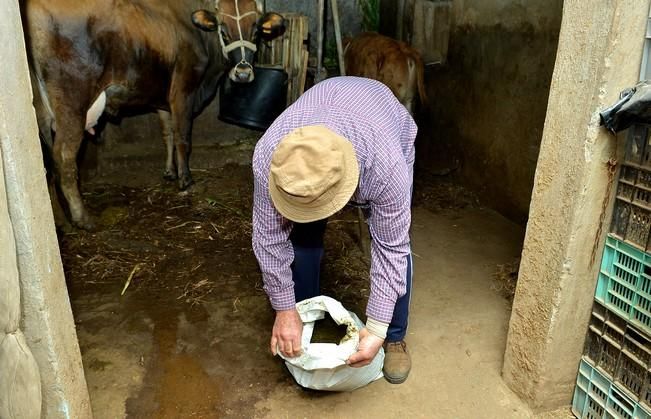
[0,0,92,417]
[502,0,650,411]
[0,150,41,419]
[416,0,563,223]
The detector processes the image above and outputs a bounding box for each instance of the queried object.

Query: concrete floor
[67,199,559,418]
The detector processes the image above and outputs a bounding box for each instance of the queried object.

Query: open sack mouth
[277,296,384,392]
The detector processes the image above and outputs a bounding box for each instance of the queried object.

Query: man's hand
[347,327,384,368]
[270,309,303,358]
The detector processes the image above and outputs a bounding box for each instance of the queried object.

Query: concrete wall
[416,0,563,223]
[1,0,92,416]
[0,139,42,419]
[503,0,650,411]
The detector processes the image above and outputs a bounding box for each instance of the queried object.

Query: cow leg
[170,99,194,190]
[47,174,71,231]
[157,110,177,181]
[169,58,205,191]
[52,109,94,230]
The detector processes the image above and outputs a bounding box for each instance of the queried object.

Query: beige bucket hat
[269,125,359,223]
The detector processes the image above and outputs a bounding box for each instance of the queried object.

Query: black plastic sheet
[600,81,651,133]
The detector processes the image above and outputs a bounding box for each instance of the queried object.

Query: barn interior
[17,0,570,417]
[47,1,568,417]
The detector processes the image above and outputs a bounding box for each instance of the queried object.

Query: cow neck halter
[218,0,258,64]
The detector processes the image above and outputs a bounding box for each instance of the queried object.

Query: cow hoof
[73,215,96,231]
[178,176,194,191]
[55,221,76,235]
[163,171,177,181]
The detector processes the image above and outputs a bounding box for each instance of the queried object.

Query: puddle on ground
[124,304,222,418]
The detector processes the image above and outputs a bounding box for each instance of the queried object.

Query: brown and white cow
[344,32,426,115]
[23,0,284,229]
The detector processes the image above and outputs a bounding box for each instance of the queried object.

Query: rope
[217,0,258,65]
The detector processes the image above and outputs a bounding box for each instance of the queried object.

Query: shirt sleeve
[251,164,296,311]
[365,161,412,324]
[402,111,418,180]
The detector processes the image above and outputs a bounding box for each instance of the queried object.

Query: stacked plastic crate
[573,125,651,418]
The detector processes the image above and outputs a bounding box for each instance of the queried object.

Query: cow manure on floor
[100,206,130,227]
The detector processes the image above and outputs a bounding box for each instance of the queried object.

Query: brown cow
[344,32,426,115]
[23,0,284,229]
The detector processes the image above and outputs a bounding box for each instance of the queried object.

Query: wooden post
[315,0,327,82]
[403,0,415,43]
[299,49,309,96]
[330,0,346,76]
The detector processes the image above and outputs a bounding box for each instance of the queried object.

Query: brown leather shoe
[383,341,411,384]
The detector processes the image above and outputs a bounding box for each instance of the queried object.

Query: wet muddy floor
[57,150,541,418]
[60,164,371,418]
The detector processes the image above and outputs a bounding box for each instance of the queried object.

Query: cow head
[192,0,285,83]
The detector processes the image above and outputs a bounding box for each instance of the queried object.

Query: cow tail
[414,55,428,107]
[29,66,55,150]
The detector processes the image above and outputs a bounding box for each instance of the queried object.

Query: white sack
[278,296,384,392]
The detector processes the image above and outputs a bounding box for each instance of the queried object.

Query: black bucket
[219,66,288,131]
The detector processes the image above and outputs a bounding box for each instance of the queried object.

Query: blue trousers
[290,219,412,342]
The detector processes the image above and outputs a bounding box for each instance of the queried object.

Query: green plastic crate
[573,358,651,418]
[583,302,651,409]
[596,235,651,336]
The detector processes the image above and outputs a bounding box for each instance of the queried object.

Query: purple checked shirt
[252,76,417,324]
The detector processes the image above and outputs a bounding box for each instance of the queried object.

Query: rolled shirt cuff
[366,290,398,324]
[365,317,389,340]
[267,286,296,312]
